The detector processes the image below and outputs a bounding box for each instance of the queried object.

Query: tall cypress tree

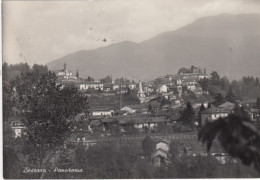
[226,87,236,103]
[180,102,195,128]
[198,103,206,128]
[76,69,79,79]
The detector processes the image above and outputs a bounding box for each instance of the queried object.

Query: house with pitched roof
[201,107,229,126]
[91,107,114,116]
[152,140,171,167]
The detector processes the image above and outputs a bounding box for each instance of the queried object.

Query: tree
[198,78,211,91]
[100,75,112,83]
[226,87,237,103]
[178,67,191,74]
[214,93,225,106]
[257,97,260,110]
[76,69,79,79]
[169,141,179,163]
[32,64,48,74]
[142,136,155,159]
[210,71,220,85]
[86,76,95,82]
[199,113,260,173]
[12,71,90,178]
[233,104,250,118]
[255,78,260,87]
[198,103,206,128]
[207,102,212,109]
[148,104,152,112]
[220,76,230,92]
[2,81,15,122]
[98,88,102,93]
[179,102,195,128]
[230,80,240,93]
[126,87,131,96]
[161,96,171,106]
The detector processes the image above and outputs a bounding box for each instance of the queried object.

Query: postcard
[2,0,260,179]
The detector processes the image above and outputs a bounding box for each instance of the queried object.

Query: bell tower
[137,81,146,103]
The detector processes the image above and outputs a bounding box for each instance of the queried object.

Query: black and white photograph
[2,0,260,179]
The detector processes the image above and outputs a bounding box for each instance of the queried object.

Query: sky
[3,0,260,66]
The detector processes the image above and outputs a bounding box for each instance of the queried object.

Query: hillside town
[3,62,260,178]
[50,63,260,132]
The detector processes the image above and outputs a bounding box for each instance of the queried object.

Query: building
[55,63,76,79]
[157,85,168,93]
[149,101,162,113]
[182,79,198,91]
[156,140,170,152]
[80,82,104,91]
[152,140,170,167]
[143,83,155,94]
[201,107,230,126]
[248,108,260,121]
[112,83,136,90]
[121,106,136,114]
[192,86,204,97]
[91,107,114,116]
[103,83,113,92]
[10,121,26,138]
[218,102,235,112]
[133,117,167,130]
[127,104,148,113]
[128,83,137,90]
[180,66,208,81]
[137,82,146,103]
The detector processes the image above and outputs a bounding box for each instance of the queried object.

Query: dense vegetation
[199,71,260,98]
[3,64,89,179]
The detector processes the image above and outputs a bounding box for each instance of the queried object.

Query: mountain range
[47,13,260,81]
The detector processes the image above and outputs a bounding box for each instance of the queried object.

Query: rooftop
[201,107,230,114]
[218,102,235,110]
[91,107,113,111]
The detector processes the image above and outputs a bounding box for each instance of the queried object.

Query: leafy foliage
[85,76,95,82]
[76,69,79,79]
[226,87,238,103]
[100,75,112,83]
[12,71,90,166]
[256,97,260,110]
[179,101,195,128]
[198,103,206,128]
[142,136,155,158]
[198,69,260,98]
[178,67,191,74]
[214,93,225,106]
[32,64,48,74]
[199,112,260,172]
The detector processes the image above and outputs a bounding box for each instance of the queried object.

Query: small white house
[91,107,114,116]
[80,82,104,91]
[157,85,168,93]
[10,121,26,138]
